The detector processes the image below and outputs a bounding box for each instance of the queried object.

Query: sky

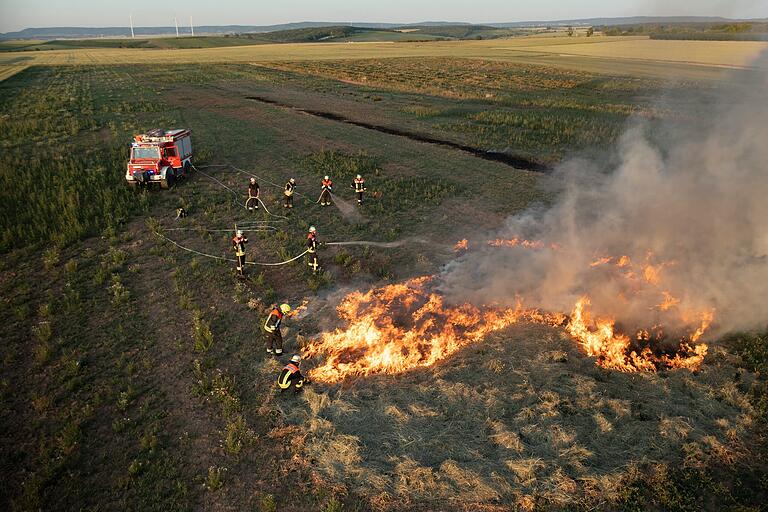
[2,0,767,33]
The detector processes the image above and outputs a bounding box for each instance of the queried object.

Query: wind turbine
[129,14,135,38]
[175,17,179,37]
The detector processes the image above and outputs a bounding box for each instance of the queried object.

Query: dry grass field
[1,35,767,512]
[1,36,766,80]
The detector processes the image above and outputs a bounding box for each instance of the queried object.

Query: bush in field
[300,149,378,181]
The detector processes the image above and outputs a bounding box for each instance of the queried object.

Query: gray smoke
[440,52,768,338]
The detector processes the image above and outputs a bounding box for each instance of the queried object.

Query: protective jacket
[264,306,284,333]
[307,233,318,253]
[321,178,333,190]
[353,177,366,192]
[232,235,248,257]
[277,362,305,390]
[284,181,295,196]
[248,182,259,198]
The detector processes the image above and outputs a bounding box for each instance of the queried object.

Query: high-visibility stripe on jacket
[232,236,247,257]
[284,182,295,196]
[322,179,333,189]
[353,178,365,192]
[307,234,318,253]
[278,363,301,389]
[264,308,283,332]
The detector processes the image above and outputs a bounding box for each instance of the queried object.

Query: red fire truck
[125,128,193,189]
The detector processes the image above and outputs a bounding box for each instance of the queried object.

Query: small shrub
[205,465,225,491]
[259,494,277,512]
[323,497,344,512]
[64,258,78,274]
[42,247,60,271]
[192,311,214,352]
[32,321,52,344]
[109,275,131,306]
[224,415,256,456]
[128,459,142,476]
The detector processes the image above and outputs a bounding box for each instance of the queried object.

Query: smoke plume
[439,52,768,339]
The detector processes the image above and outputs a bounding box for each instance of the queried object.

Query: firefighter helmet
[324,175,329,180]
[356,174,362,179]
[289,178,295,184]
[236,230,243,237]
[280,303,291,314]
[250,177,256,184]
[290,354,301,363]
[308,226,316,233]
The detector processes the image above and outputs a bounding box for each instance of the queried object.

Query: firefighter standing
[264,303,291,355]
[306,226,320,274]
[284,178,296,208]
[277,354,307,392]
[351,174,366,205]
[232,230,248,277]
[246,177,260,211]
[319,175,333,206]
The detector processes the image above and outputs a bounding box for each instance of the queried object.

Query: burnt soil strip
[245,96,551,173]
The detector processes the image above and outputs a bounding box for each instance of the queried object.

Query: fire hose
[153,230,309,266]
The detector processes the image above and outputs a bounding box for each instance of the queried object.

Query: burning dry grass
[282,324,758,508]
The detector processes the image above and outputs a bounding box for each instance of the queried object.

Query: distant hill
[3,17,767,40]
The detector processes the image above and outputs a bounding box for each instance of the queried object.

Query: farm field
[1,36,767,80]
[1,36,767,512]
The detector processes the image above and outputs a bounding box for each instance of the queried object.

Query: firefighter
[284,178,296,208]
[232,229,248,277]
[351,174,366,205]
[246,177,260,211]
[175,207,187,219]
[264,303,291,355]
[277,354,308,392]
[319,175,333,206]
[306,226,320,274]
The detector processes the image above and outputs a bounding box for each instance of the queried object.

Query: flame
[566,298,708,372]
[288,299,310,319]
[590,256,612,267]
[656,291,681,311]
[488,238,545,249]
[303,277,564,382]
[453,239,468,252]
[304,245,712,382]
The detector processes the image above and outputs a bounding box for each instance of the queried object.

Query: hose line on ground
[154,230,309,266]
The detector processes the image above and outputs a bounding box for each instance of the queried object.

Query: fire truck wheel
[160,172,175,190]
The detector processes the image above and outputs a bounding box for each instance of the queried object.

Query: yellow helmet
[280,304,291,314]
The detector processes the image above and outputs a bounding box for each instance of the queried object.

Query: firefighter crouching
[264,303,291,355]
[232,230,248,277]
[307,226,320,274]
[246,177,260,211]
[284,178,296,208]
[319,176,333,206]
[351,174,366,205]
[278,354,308,392]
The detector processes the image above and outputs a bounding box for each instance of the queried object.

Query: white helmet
[324,175,329,180]
[356,174,362,179]
[290,354,301,363]
[289,178,295,184]
[308,226,316,233]
[236,230,243,237]
[250,177,256,183]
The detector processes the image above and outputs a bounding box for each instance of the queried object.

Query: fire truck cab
[126,128,193,189]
